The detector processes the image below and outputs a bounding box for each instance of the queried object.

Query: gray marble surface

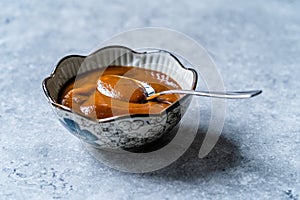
[0,0,299,199]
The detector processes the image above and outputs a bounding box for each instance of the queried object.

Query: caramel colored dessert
[60,66,181,119]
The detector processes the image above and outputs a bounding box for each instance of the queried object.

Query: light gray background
[0,0,299,199]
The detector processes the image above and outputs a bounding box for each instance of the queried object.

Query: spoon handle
[149,90,262,100]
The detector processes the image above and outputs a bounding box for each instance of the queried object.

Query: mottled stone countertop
[0,0,299,199]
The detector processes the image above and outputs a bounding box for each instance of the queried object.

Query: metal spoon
[98,75,262,102]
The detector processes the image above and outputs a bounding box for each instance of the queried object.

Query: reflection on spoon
[97,75,262,103]
[97,75,147,103]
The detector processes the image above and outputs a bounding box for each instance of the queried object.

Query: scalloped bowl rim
[42,45,198,123]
